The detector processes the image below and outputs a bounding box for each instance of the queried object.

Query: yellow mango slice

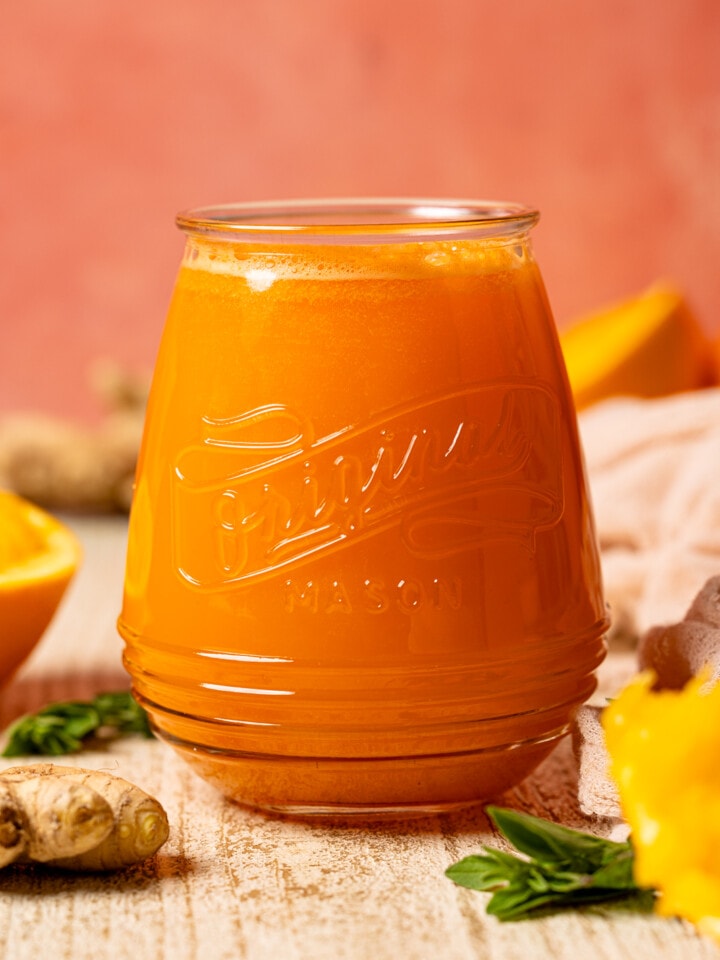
[560,285,715,410]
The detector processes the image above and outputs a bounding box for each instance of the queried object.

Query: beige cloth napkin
[579,387,720,644]
[575,388,720,821]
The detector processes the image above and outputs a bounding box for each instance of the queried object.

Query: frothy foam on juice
[182,236,528,285]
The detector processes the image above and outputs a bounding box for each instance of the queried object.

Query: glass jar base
[161,730,561,818]
[250,800,483,822]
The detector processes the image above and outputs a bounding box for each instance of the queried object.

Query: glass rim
[176,198,540,243]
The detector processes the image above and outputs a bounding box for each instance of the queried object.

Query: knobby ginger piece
[0,412,143,512]
[0,764,169,871]
[32,765,169,870]
[0,363,148,513]
[0,774,114,867]
[0,781,27,868]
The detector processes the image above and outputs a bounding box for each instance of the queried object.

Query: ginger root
[0,361,148,513]
[0,764,169,871]
[0,780,30,868]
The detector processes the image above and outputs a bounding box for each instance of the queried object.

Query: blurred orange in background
[1,0,718,421]
[561,285,716,410]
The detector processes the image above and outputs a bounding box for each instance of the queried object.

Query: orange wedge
[560,285,715,410]
[0,491,81,687]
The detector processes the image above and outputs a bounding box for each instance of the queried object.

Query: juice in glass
[119,200,608,815]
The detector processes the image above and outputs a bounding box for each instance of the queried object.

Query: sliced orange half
[0,491,81,687]
[560,285,715,411]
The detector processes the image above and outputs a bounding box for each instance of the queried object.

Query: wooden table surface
[1,516,718,960]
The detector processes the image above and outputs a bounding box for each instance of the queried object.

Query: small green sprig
[1,691,153,757]
[445,806,655,920]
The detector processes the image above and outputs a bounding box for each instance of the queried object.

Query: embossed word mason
[282,574,464,616]
[171,382,564,590]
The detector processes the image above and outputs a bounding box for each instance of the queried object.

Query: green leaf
[445,806,654,921]
[1,691,153,757]
[486,806,630,872]
[445,853,514,891]
[9,701,101,755]
[590,848,637,890]
[46,703,101,740]
[92,692,153,738]
[487,886,560,920]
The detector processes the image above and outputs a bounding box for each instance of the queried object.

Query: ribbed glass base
[158,726,563,817]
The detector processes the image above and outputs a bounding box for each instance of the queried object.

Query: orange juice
[119,200,607,815]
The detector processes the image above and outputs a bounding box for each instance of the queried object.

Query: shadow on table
[0,851,196,895]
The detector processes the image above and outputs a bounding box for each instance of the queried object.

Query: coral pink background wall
[2,0,718,420]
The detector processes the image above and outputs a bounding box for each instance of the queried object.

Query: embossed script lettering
[171,382,563,589]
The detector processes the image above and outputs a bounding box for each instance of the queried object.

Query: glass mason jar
[118,199,608,816]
